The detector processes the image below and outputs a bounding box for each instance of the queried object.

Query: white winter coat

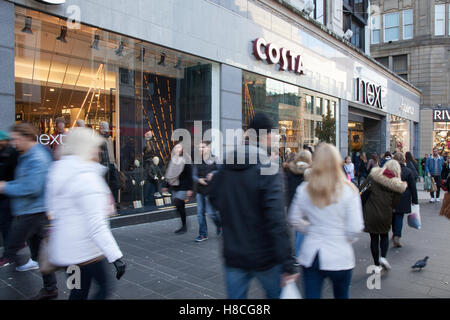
[288,183,364,271]
[46,155,123,266]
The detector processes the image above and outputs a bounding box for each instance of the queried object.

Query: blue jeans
[225,264,283,299]
[196,194,221,237]
[392,212,404,237]
[302,254,353,299]
[295,232,304,257]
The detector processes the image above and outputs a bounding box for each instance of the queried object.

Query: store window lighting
[91,34,100,50]
[115,41,124,56]
[21,16,33,34]
[158,53,166,66]
[56,26,68,43]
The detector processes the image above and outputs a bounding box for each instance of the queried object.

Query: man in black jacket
[392,153,419,248]
[209,113,298,299]
[0,131,18,247]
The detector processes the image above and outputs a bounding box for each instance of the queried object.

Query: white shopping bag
[407,204,421,229]
[280,280,302,299]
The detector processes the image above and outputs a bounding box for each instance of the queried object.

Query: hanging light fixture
[21,16,33,34]
[56,26,68,43]
[157,53,166,66]
[137,47,145,62]
[115,41,124,56]
[91,34,100,50]
[174,57,182,70]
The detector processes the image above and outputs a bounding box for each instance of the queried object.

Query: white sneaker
[436,198,441,202]
[430,198,435,203]
[373,265,383,273]
[379,257,392,270]
[15,258,39,272]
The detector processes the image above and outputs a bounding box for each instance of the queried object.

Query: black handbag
[360,178,373,206]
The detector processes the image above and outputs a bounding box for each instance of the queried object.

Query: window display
[14,7,218,215]
[390,115,410,153]
[433,122,450,153]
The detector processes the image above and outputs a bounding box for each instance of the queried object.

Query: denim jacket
[3,144,52,216]
[425,156,444,176]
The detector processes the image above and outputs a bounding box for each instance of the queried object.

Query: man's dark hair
[385,151,392,158]
[248,113,274,133]
[201,140,211,146]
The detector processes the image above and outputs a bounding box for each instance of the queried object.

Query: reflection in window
[403,10,413,40]
[371,15,381,44]
[435,4,445,36]
[384,12,399,42]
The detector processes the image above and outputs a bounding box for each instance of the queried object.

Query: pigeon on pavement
[411,256,429,271]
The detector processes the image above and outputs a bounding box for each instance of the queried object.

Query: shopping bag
[424,176,431,191]
[407,204,421,230]
[439,192,450,219]
[431,177,437,193]
[280,280,302,299]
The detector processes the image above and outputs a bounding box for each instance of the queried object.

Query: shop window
[403,9,413,40]
[375,56,389,69]
[384,12,399,42]
[14,7,218,215]
[371,15,381,44]
[435,4,445,36]
[390,115,410,153]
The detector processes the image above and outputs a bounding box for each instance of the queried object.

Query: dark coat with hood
[285,160,311,208]
[394,164,419,214]
[360,166,407,234]
[209,144,297,274]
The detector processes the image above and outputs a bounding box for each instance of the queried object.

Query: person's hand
[281,272,300,287]
[206,173,213,181]
[187,190,193,198]
[198,178,208,186]
[113,258,126,280]
[0,181,6,193]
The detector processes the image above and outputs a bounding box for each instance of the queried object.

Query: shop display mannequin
[280,126,287,162]
[130,159,145,208]
[148,156,164,197]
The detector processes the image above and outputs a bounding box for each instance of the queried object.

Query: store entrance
[348,110,383,158]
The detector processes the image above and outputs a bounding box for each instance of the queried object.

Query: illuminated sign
[252,38,305,75]
[433,109,450,122]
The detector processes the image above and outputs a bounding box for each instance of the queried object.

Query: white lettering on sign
[36,134,66,146]
[399,98,414,115]
[433,109,450,122]
[356,78,383,109]
[252,38,305,75]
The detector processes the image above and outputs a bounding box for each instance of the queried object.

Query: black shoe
[32,288,58,300]
[216,227,223,236]
[174,226,187,234]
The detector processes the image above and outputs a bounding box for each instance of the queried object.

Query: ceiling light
[62,106,66,108]
[115,41,124,56]
[23,93,32,97]
[49,88,55,92]
[91,34,100,50]
[33,109,37,112]
[56,26,68,43]
[46,99,50,102]
[158,53,166,66]
[21,16,33,34]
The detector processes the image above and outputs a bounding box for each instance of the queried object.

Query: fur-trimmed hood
[369,167,407,194]
[287,161,311,175]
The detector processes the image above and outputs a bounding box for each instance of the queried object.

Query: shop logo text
[356,78,383,109]
[433,109,450,122]
[252,38,305,75]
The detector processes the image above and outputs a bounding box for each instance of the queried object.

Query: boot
[174,225,187,234]
[393,236,402,248]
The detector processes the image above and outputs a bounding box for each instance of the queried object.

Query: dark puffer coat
[360,167,407,234]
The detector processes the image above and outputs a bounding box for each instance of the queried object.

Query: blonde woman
[359,160,406,272]
[46,128,126,300]
[288,143,364,299]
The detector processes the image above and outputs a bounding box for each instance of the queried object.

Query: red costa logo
[252,38,305,75]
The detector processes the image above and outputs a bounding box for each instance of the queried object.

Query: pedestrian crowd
[0,113,445,300]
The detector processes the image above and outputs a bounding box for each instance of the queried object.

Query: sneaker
[0,257,11,268]
[436,198,441,202]
[31,288,58,300]
[393,236,402,248]
[430,198,435,203]
[16,258,39,272]
[174,226,187,234]
[379,257,392,270]
[195,235,208,242]
[373,265,383,273]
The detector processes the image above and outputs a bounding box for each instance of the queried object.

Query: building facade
[370,0,450,157]
[0,0,420,217]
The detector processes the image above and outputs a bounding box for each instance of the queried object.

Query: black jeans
[369,233,389,266]
[431,175,441,198]
[68,259,110,300]
[4,212,57,291]
[0,199,12,247]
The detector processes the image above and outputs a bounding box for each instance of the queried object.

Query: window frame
[371,15,381,44]
[402,9,413,40]
[384,12,400,42]
[435,3,445,36]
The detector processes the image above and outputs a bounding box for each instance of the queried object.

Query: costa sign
[356,77,383,109]
[252,38,305,75]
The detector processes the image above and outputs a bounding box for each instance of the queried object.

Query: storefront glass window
[14,7,218,215]
[242,72,338,157]
[390,115,410,153]
[433,122,450,153]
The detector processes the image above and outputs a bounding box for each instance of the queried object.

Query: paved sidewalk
[1,189,450,299]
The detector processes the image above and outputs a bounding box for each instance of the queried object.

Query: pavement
[0,181,450,299]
